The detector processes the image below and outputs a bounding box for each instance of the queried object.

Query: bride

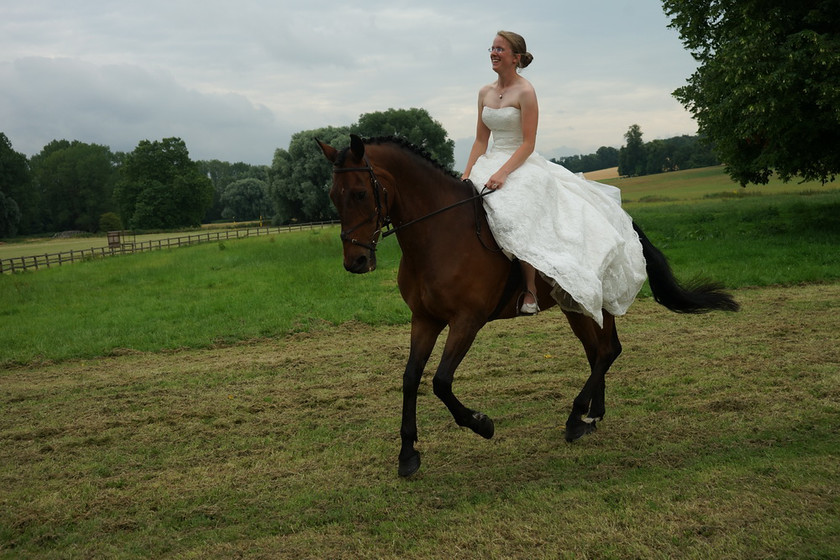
[461,31,647,327]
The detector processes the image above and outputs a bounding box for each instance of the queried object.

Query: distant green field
[1,183,839,366]
[607,165,839,203]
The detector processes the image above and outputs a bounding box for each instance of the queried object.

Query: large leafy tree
[663,0,840,185]
[0,133,29,237]
[30,140,118,232]
[352,107,455,170]
[270,126,349,224]
[115,138,213,229]
[220,178,272,222]
[269,108,455,224]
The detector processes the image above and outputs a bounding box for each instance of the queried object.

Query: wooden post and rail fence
[0,221,338,274]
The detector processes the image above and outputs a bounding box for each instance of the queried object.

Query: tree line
[0,108,455,237]
[0,112,723,239]
[551,126,719,177]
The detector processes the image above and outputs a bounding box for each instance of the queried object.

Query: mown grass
[1,285,838,558]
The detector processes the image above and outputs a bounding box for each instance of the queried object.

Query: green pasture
[1,178,838,366]
[609,165,839,203]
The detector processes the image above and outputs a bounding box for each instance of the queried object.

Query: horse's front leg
[432,320,495,440]
[399,316,445,477]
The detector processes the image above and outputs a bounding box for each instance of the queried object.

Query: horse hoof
[398,451,421,478]
[472,411,495,439]
[564,419,597,442]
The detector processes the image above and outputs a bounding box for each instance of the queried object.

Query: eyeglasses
[488,46,506,54]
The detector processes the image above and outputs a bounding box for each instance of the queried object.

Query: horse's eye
[353,190,367,202]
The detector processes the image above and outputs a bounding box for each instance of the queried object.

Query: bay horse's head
[317,134,390,274]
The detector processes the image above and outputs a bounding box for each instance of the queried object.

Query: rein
[383,182,494,239]
[334,159,496,252]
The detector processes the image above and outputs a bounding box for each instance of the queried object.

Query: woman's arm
[461,87,493,180]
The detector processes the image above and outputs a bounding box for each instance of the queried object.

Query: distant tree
[198,160,270,222]
[270,126,349,224]
[595,146,620,169]
[0,133,32,235]
[114,138,213,229]
[98,212,123,232]
[644,139,674,175]
[557,146,620,173]
[353,108,455,170]
[663,0,840,185]
[30,140,118,232]
[0,191,21,238]
[618,124,646,177]
[220,178,271,221]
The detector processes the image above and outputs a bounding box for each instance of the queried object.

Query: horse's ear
[350,134,365,160]
[315,138,337,163]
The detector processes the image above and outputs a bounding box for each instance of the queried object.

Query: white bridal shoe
[520,291,539,315]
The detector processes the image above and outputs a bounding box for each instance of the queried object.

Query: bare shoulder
[478,82,494,101]
[517,77,537,99]
[511,77,537,109]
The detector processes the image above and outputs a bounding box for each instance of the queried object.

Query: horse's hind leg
[564,311,622,442]
[587,322,622,423]
[432,320,495,440]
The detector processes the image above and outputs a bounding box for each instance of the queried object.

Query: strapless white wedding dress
[467,106,647,326]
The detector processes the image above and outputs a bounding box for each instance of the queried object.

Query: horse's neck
[379,151,469,221]
[389,173,479,259]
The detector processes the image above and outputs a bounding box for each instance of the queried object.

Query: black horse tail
[633,222,740,313]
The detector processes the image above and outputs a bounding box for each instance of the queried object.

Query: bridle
[332,154,391,252]
[333,156,497,254]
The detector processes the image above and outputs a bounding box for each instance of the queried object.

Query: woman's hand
[485,170,509,190]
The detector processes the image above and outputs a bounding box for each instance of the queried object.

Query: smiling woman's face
[489,35,515,72]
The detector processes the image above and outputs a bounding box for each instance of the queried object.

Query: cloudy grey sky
[1,0,698,169]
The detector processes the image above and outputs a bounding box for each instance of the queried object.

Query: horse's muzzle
[344,252,377,274]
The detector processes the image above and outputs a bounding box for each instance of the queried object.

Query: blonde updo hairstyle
[497,30,534,69]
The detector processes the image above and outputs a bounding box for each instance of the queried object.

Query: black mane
[338,135,461,181]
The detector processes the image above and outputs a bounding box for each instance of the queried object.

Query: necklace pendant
[499,94,503,99]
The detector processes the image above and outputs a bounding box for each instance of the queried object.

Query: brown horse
[318,134,738,477]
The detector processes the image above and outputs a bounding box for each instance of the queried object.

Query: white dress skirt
[466,106,647,327]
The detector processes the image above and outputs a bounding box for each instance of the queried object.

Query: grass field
[1,285,838,558]
[1,167,839,558]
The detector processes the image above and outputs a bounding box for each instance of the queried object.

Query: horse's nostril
[346,254,369,273]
